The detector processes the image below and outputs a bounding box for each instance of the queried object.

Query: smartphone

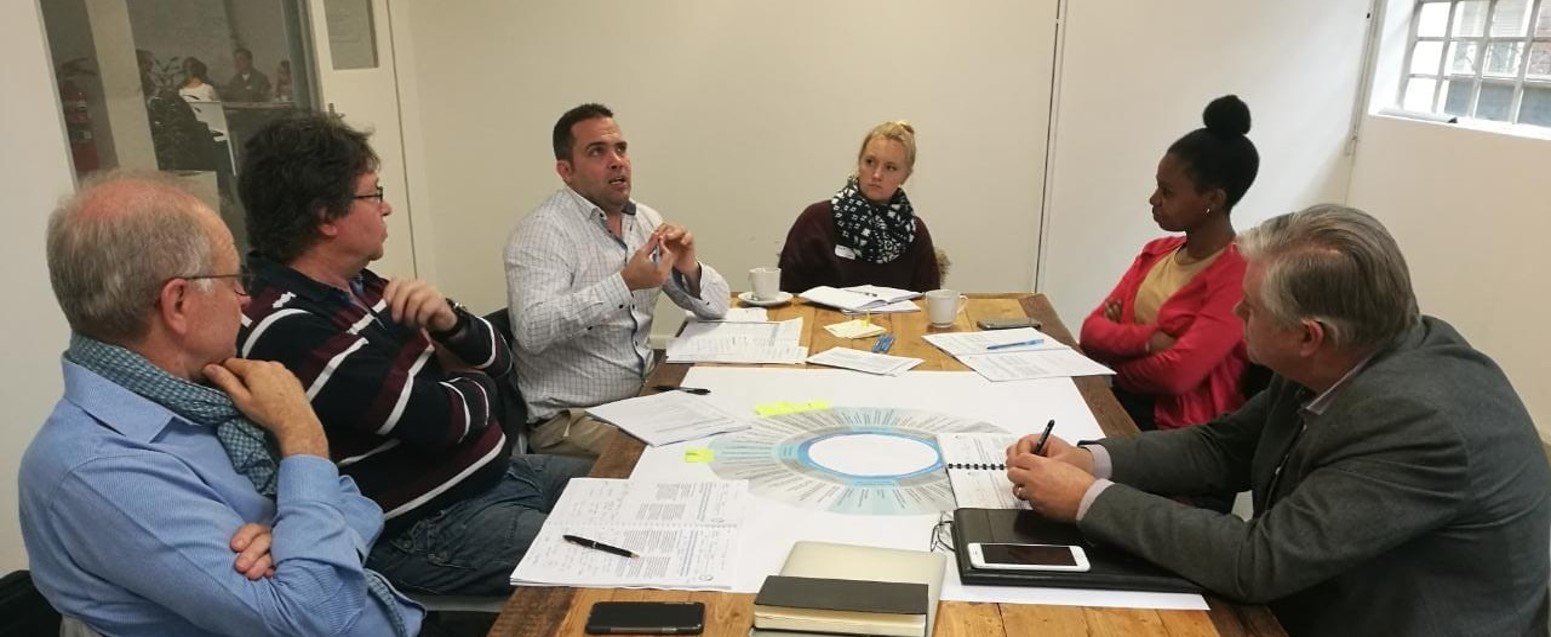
[977,317,1042,330]
[585,601,705,635]
[967,542,1091,572]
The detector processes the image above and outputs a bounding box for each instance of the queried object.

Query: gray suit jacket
[1084,317,1549,637]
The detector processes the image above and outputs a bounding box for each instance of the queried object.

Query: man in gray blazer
[1009,204,1549,637]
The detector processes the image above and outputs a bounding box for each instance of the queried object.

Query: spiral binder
[944,462,1007,471]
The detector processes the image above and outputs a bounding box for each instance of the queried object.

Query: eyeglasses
[354,185,386,202]
[177,268,256,296]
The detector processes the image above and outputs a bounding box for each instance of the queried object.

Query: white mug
[925,289,967,327]
[749,267,781,301]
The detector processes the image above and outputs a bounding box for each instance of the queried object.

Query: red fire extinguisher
[59,78,100,173]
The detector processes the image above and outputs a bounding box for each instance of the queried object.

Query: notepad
[936,433,1029,510]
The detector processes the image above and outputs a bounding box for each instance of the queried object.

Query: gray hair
[46,171,217,343]
[1238,203,1419,350]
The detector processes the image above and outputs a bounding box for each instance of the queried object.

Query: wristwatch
[429,298,469,340]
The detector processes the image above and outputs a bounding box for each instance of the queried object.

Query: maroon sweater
[777,200,941,293]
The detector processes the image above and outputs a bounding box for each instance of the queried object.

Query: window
[1400,0,1551,127]
[39,0,320,255]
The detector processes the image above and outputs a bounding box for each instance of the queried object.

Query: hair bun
[1202,95,1251,136]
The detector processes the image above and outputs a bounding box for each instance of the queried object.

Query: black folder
[951,508,1201,594]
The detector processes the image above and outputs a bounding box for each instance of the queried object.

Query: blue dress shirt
[19,361,424,636]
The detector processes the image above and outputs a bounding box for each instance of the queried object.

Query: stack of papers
[922,328,1114,382]
[806,347,924,376]
[688,307,769,323]
[799,285,922,313]
[667,318,807,364]
[585,390,751,446]
[510,479,748,590]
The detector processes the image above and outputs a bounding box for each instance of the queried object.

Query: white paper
[667,318,807,363]
[677,318,802,342]
[843,285,922,303]
[936,433,1027,509]
[806,347,923,376]
[840,299,921,314]
[586,391,751,446]
[689,307,769,322]
[921,328,1066,356]
[510,479,748,590]
[958,348,1116,382]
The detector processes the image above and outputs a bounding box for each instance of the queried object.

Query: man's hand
[382,279,457,333]
[1147,330,1178,354]
[1007,434,1094,474]
[205,358,329,458]
[654,223,700,280]
[230,523,275,580]
[1006,452,1096,523]
[1103,299,1123,322]
[621,235,675,291]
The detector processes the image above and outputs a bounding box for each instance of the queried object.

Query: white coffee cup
[749,267,781,301]
[925,289,968,327]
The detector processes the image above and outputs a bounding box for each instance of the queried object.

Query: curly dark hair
[238,113,378,263]
[552,103,614,161]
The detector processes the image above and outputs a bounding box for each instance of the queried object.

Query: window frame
[1398,0,1551,126]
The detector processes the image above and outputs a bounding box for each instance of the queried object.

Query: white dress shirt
[505,188,728,421]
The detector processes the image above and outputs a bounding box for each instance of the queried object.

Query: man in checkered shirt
[505,103,730,456]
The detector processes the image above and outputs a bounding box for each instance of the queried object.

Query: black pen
[563,534,640,558]
[1032,419,1056,455]
[652,384,710,395]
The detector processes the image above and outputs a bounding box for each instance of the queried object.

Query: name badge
[834,245,857,260]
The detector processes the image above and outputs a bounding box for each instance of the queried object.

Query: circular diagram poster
[708,406,1006,515]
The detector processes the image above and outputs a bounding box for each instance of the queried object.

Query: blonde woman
[779,121,940,292]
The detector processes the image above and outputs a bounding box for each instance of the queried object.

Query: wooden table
[488,293,1286,637]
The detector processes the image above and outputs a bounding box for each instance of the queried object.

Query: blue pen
[986,338,1043,351]
[872,334,895,354]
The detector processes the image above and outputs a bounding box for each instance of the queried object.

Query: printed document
[806,347,924,376]
[921,328,1063,356]
[587,391,751,446]
[667,318,806,364]
[510,479,749,589]
[958,349,1115,382]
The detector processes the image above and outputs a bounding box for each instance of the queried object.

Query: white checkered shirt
[505,188,729,421]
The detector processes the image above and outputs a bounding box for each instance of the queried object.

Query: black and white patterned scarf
[830,176,917,264]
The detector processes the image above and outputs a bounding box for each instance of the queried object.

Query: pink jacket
[1079,236,1249,430]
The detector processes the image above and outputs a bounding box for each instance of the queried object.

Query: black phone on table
[584,601,705,634]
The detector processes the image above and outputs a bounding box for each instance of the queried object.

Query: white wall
[398,1,1058,331]
[0,2,78,573]
[1348,116,1551,439]
[1040,0,1374,327]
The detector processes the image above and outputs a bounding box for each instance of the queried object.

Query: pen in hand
[563,534,640,558]
[1032,419,1056,455]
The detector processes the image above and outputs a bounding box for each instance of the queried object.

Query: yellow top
[1132,246,1224,325]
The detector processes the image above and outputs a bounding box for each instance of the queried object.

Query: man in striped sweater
[235,113,592,596]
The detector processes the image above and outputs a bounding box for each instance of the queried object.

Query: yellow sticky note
[684,448,714,463]
[755,401,797,417]
[755,400,831,417]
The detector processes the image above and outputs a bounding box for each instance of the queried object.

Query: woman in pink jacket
[1080,95,1260,432]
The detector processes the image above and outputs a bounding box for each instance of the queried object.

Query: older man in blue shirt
[20,172,424,636]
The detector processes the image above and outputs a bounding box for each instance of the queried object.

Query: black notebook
[753,576,927,637]
[952,507,1201,593]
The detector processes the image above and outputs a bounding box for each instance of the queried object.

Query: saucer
[739,291,793,307]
